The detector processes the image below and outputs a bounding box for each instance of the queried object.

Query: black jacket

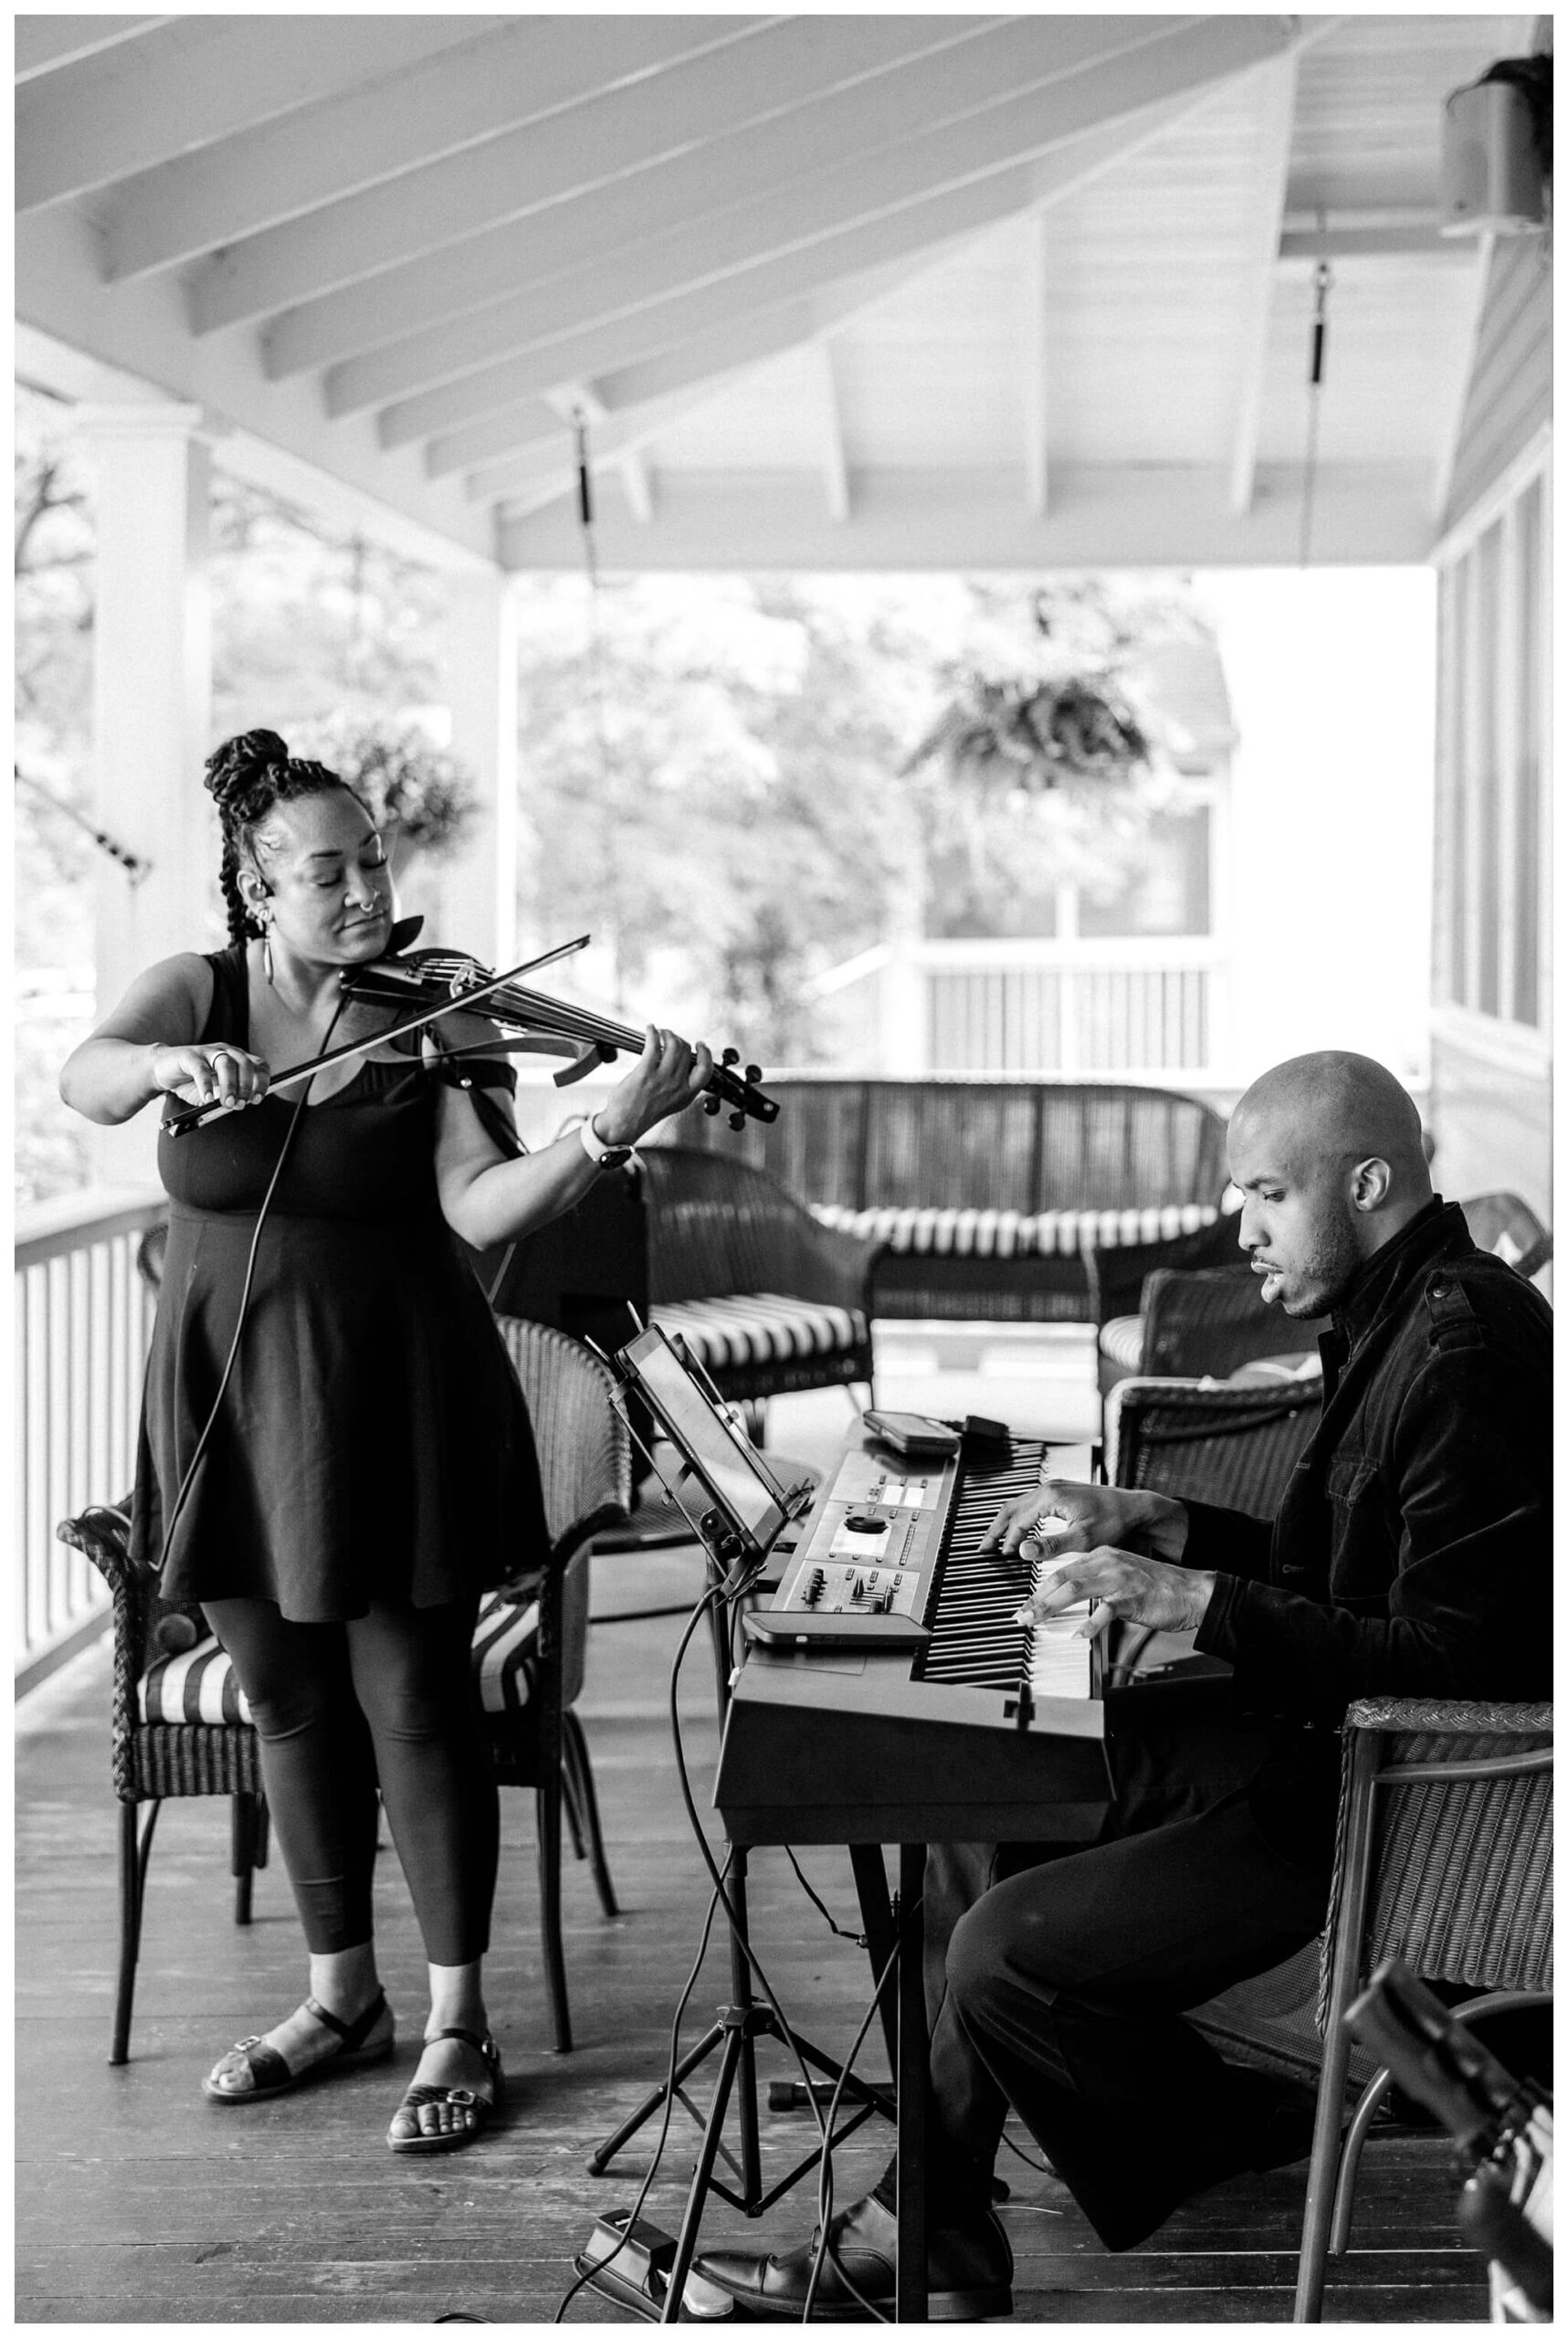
[1184,1198,1552,1858]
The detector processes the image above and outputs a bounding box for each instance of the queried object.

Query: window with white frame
[1435,452,1550,1033]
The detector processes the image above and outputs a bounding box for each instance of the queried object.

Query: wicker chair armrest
[1517,1232,1553,1280]
[56,1501,136,1596]
[1344,1698,1553,1735]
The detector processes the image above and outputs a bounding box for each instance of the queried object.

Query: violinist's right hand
[149,1041,270,1112]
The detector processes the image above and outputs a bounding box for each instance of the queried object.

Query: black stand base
[580,1846,897,2323]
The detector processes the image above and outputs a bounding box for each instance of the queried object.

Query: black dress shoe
[690,2190,1012,2322]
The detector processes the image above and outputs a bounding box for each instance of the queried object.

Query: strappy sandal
[202,1989,395,2103]
[386,2026,503,2154]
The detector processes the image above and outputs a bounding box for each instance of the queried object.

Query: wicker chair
[1294,1698,1553,2322]
[1106,1372,1322,1521]
[490,1145,879,1451]
[1459,1192,1552,1283]
[1099,1263,1329,1398]
[57,1316,630,2064]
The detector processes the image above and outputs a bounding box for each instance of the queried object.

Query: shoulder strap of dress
[198,944,249,1047]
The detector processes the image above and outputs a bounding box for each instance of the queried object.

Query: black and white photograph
[15,8,1552,2324]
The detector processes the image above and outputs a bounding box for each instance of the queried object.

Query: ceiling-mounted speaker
[1440,69,1549,236]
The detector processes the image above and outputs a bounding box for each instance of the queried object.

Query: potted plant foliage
[300,717,478,875]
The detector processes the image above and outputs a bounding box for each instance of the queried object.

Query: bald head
[1234,1053,1431,1190]
[1227,1052,1434,1318]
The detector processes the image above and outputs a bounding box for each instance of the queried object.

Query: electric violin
[162,920,778,1138]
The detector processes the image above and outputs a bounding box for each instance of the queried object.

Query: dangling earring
[258,907,275,986]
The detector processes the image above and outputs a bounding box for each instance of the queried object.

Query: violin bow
[163,937,590,1139]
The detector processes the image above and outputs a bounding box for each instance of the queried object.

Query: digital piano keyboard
[714,1430,1118,1848]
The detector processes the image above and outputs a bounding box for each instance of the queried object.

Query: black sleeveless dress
[131,946,548,1620]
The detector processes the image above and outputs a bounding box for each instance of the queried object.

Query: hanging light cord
[1300,258,1332,568]
[572,407,626,1010]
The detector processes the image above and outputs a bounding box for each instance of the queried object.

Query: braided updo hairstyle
[204,730,363,946]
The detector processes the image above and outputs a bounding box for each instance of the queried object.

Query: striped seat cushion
[138,1637,252,1725]
[810,1201,1219,1256]
[1098,1313,1147,1370]
[471,1591,541,1716]
[138,1597,543,1728]
[649,1293,868,1374]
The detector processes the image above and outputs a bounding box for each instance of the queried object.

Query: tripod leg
[849,1843,900,2081]
[724,1848,763,2206]
[897,1843,929,2323]
[661,2024,749,2325]
[587,2023,727,2176]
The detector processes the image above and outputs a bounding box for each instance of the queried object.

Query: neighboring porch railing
[15,1188,164,1692]
[810,937,1229,1076]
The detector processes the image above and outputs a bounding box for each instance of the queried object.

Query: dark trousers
[916,1698,1331,2250]
[205,1594,498,1965]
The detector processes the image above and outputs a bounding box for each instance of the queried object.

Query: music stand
[578,1324,899,2322]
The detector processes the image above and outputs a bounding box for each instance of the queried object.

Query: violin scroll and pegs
[721,1046,741,1069]
[701,1093,722,1117]
[729,1110,747,1132]
[745,1064,762,1086]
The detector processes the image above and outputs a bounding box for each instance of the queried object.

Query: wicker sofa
[658,1078,1237,1325]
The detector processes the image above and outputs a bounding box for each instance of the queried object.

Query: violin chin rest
[388,915,425,952]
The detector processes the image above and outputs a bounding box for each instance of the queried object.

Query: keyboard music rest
[715,1432,1112,1848]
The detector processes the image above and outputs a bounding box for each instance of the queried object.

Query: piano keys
[715,1430,1116,1848]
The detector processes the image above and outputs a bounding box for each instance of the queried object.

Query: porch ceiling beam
[1228,51,1299,516]
[372,80,1229,449]
[342,16,1300,423]
[1278,225,1475,260]
[426,254,930,479]
[101,19,761,285]
[464,383,733,506]
[16,17,492,212]
[497,461,1440,573]
[619,454,655,528]
[816,346,851,522]
[1021,213,1048,517]
[15,17,169,82]
[593,251,940,419]
[193,16,957,337]
[260,15,1156,378]
[16,210,496,569]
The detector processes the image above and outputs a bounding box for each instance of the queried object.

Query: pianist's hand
[1016,1545,1216,1639]
[981,1479,1189,1564]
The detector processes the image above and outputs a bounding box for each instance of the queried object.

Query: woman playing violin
[59,730,710,2152]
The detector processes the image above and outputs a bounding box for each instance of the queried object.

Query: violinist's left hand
[595,1027,713,1144]
[1015,1547,1216,1641]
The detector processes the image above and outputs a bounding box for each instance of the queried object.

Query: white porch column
[76,401,212,1188]
[437,569,519,966]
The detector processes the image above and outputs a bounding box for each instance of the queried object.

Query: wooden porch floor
[17,1374,1489,2325]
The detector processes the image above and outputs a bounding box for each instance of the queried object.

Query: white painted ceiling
[15,13,1537,571]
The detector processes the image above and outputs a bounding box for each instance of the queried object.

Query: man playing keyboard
[691,1050,1551,2320]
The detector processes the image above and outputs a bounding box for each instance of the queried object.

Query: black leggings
[204,1595,497,1964]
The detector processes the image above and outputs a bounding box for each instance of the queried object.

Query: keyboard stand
[582,1840,898,2322]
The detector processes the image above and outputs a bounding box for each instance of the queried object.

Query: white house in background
[810,637,1237,1081]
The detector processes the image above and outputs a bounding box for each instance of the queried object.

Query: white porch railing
[15,1188,165,1690]
[810,938,1229,1076]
